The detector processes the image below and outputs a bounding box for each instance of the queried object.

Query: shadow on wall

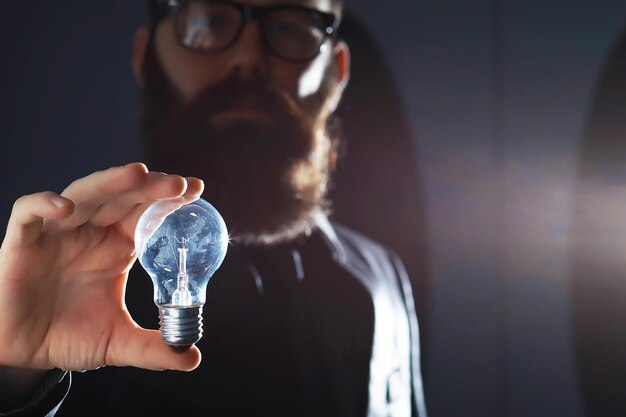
[331,11,430,352]
[571,27,626,417]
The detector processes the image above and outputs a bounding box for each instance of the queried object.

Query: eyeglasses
[152,0,338,62]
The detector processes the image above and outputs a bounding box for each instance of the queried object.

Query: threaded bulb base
[159,306,203,347]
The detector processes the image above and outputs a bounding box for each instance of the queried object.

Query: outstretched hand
[0,163,203,372]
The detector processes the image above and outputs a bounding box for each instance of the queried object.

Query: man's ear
[327,40,351,113]
[132,27,151,90]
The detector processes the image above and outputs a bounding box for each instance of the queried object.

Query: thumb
[106,322,202,371]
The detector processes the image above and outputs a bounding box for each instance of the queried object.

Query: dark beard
[140,40,337,245]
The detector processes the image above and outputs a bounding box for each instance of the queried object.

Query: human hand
[0,163,203,373]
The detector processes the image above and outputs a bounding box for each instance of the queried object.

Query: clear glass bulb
[134,197,228,346]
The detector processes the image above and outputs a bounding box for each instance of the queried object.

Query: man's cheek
[297,55,330,99]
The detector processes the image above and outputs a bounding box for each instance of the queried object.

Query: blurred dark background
[2,1,626,416]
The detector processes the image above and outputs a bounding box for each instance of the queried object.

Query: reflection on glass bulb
[135,197,228,346]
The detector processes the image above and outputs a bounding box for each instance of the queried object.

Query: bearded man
[0,0,426,416]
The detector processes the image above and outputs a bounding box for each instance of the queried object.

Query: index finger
[117,177,205,241]
[51,163,153,231]
[60,163,149,204]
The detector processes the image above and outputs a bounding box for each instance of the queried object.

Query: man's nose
[227,20,269,77]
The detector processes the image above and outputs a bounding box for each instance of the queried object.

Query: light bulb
[134,197,228,346]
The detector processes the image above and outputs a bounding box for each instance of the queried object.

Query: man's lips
[209,97,274,126]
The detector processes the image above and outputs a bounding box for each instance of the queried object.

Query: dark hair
[146,0,344,26]
[571,28,626,417]
[332,11,429,348]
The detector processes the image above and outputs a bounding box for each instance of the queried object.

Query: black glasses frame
[151,0,338,62]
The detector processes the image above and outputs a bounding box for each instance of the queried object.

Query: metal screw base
[159,306,203,347]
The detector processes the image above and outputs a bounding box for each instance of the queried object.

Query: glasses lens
[176,1,241,51]
[263,9,328,60]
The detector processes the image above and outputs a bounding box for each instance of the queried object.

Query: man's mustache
[161,74,299,129]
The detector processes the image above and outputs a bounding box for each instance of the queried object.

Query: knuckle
[12,195,29,211]
[127,165,149,184]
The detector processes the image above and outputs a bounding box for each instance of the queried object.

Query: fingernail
[51,196,66,209]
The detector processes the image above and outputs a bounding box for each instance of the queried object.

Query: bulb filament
[172,237,193,306]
